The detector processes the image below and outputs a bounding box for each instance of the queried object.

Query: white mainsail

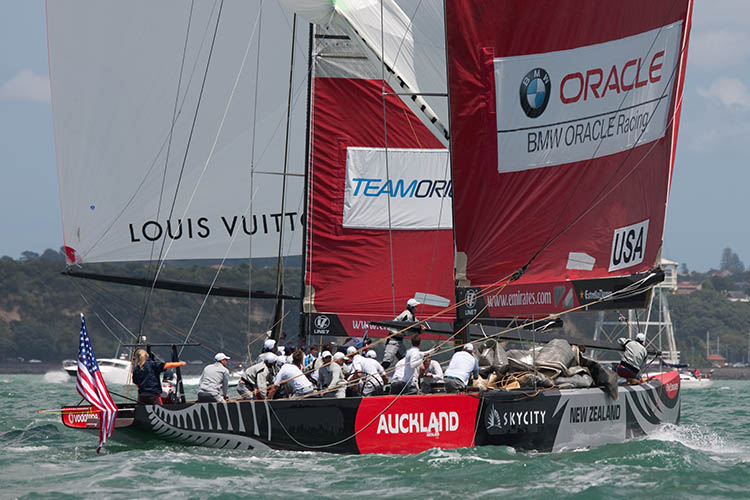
[48,1,308,264]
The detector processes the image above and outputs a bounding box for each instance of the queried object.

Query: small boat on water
[62,355,132,386]
[679,371,713,389]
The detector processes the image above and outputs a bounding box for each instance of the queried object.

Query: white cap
[346,346,357,355]
[366,350,377,359]
[321,350,332,358]
[463,344,474,352]
[263,339,276,350]
[636,333,646,343]
[407,298,420,308]
[276,355,287,366]
[278,346,286,355]
[215,352,230,361]
[262,353,277,364]
[333,352,345,361]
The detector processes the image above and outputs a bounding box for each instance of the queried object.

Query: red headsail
[446,0,693,317]
[304,25,454,337]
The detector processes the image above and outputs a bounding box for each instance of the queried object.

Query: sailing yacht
[51,0,693,454]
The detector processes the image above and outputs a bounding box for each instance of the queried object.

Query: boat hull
[62,372,679,454]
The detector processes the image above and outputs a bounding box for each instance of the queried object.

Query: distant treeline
[0,248,300,363]
[1,247,749,366]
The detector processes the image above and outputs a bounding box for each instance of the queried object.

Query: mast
[271,13,298,342]
[442,0,465,347]
[300,22,314,345]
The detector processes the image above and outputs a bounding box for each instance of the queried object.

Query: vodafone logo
[665,382,679,399]
[560,51,665,104]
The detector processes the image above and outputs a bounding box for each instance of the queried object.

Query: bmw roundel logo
[314,315,330,329]
[519,68,551,118]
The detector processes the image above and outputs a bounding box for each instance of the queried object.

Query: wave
[648,423,748,462]
[43,370,71,384]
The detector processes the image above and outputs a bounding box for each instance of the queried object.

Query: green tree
[720,247,745,275]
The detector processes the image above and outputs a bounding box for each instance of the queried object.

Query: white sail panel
[285,0,448,142]
[48,1,308,264]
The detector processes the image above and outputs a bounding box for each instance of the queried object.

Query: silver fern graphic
[487,405,502,429]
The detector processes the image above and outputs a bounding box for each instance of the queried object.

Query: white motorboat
[63,356,133,385]
[678,371,714,389]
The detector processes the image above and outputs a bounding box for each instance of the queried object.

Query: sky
[0,0,748,272]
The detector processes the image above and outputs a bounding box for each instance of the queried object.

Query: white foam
[7,446,50,453]
[648,424,748,462]
[181,377,201,386]
[43,370,71,384]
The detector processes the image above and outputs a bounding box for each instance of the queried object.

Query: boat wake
[43,370,71,384]
[647,424,748,462]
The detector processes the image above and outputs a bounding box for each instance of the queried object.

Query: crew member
[360,350,388,396]
[383,298,421,369]
[418,354,444,394]
[132,349,186,405]
[237,353,276,400]
[313,342,334,384]
[389,357,407,394]
[324,352,348,398]
[317,350,334,389]
[616,333,648,381]
[443,344,479,393]
[263,337,276,352]
[304,345,318,370]
[197,352,230,402]
[401,334,433,393]
[272,349,315,398]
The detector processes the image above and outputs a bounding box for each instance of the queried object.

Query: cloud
[0,69,50,103]
[697,76,750,109]
[688,30,750,72]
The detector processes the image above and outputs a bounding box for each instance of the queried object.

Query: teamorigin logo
[519,68,551,118]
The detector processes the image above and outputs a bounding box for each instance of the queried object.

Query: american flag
[76,314,118,453]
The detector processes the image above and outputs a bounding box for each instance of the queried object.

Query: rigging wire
[247,0,264,353]
[270,13,299,341]
[80,0,220,263]
[145,0,226,311]
[140,0,197,336]
[381,0,397,317]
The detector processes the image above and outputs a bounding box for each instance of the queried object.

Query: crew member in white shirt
[401,334,433,394]
[273,350,314,398]
[418,354,444,394]
[323,352,348,398]
[360,350,388,396]
[389,357,408,394]
[443,344,479,393]
[383,298,422,368]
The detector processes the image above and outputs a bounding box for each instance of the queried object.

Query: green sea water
[1,373,749,499]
